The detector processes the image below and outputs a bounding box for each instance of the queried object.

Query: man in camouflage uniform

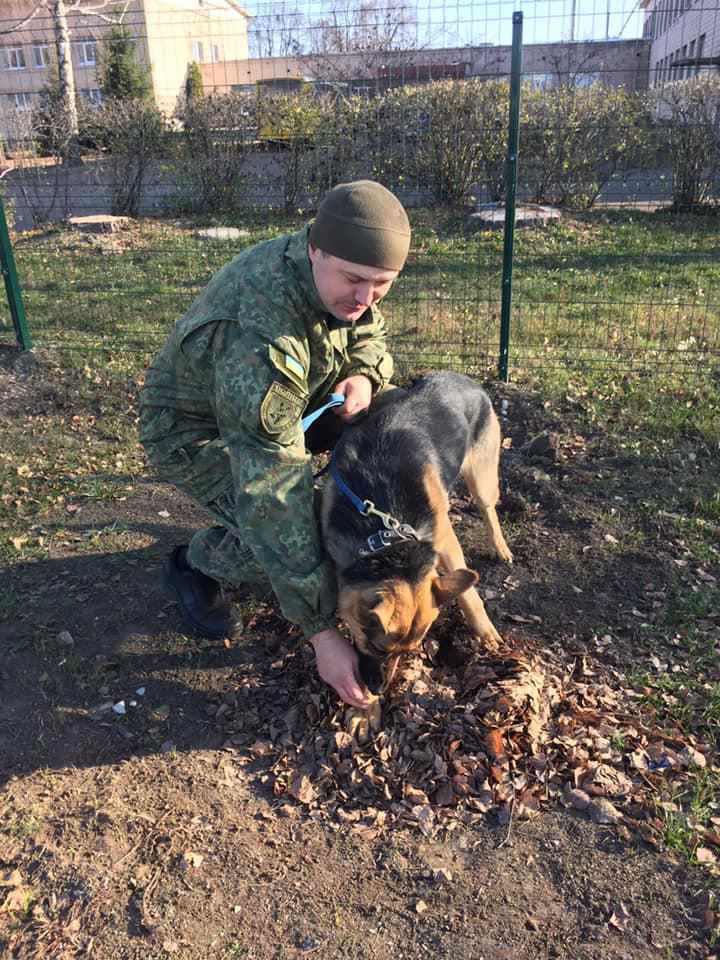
[139,180,411,709]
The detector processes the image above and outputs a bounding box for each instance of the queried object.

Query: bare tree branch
[0,1,49,36]
[66,0,131,23]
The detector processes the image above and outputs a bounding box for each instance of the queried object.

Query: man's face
[308,245,399,324]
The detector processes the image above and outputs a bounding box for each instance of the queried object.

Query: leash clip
[362,499,400,531]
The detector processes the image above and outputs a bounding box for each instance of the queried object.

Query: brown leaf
[433,783,455,806]
[404,784,428,804]
[582,764,633,798]
[0,869,23,888]
[288,772,317,805]
[1,885,33,913]
[181,851,204,870]
[485,728,505,760]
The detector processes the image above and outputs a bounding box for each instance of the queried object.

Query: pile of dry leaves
[217,634,715,846]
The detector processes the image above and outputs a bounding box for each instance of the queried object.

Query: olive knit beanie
[309,180,411,271]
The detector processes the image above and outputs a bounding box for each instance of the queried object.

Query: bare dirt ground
[1,364,718,959]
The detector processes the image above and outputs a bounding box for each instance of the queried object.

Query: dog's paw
[345,698,382,744]
[493,540,514,564]
[473,626,502,653]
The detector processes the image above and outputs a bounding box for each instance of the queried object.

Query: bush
[378,80,508,205]
[84,99,165,216]
[651,75,720,210]
[171,93,257,214]
[521,84,652,209]
[256,90,326,211]
[31,77,76,159]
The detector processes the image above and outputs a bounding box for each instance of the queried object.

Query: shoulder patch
[268,344,307,392]
[260,381,305,436]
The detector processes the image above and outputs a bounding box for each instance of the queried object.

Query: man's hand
[309,628,371,709]
[333,375,373,422]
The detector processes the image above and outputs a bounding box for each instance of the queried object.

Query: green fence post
[0,196,32,351]
[498,10,523,382]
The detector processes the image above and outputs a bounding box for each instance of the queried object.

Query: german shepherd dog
[321,372,513,696]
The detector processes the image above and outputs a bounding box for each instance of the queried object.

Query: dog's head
[338,543,478,693]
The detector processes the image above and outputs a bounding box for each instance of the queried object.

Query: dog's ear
[432,568,478,606]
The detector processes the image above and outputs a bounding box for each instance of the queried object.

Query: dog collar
[358,526,418,556]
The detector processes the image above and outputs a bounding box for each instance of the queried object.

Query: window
[212,43,221,63]
[696,33,705,73]
[81,88,103,105]
[12,91,33,111]
[33,44,50,68]
[192,40,204,62]
[77,39,97,66]
[1,46,27,70]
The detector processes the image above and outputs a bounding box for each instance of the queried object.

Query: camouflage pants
[185,409,344,588]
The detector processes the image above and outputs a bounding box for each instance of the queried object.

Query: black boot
[163,546,243,640]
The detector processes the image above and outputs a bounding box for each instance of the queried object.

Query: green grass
[4,209,719,396]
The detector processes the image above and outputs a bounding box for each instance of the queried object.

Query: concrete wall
[2,152,683,234]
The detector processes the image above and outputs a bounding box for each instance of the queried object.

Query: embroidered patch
[268,344,306,392]
[260,381,305,436]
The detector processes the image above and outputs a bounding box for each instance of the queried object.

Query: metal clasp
[362,499,401,531]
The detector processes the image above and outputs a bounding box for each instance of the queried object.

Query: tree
[99,24,150,101]
[306,0,419,82]
[185,62,204,104]
[309,0,417,55]
[1,1,132,137]
[249,1,304,58]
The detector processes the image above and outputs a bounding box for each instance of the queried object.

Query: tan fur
[423,462,503,649]
[460,412,513,563]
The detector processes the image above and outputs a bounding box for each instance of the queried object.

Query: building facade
[641,0,719,84]
[199,39,651,95]
[0,0,249,144]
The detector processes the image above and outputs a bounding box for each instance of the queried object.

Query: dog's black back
[325,372,494,575]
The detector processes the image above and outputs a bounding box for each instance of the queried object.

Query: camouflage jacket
[139,224,394,638]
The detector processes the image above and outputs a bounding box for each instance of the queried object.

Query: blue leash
[302,391,419,553]
[301,392,345,432]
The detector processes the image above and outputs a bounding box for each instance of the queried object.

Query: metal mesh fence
[0,0,719,382]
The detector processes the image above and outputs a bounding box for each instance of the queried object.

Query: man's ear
[432,569,478,606]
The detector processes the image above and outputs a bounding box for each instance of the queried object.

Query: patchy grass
[0,207,718,957]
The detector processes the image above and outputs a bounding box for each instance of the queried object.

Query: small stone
[196,227,250,241]
[69,214,131,234]
[564,786,591,811]
[588,798,622,825]
[58,630,75,647]
[414,899,428,915]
